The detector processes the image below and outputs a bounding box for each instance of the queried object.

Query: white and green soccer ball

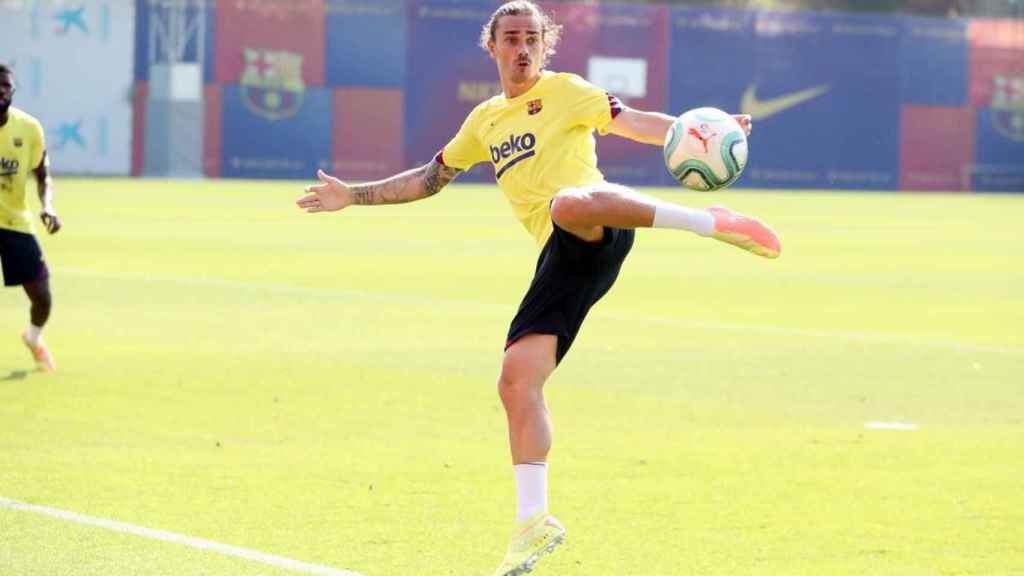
[663,107,748,191]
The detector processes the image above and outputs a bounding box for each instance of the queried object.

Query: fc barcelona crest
[240,48,306,121]
[991,75,1024,142]
[527,99,543,116]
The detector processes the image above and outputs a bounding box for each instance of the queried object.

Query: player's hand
[297,169,354,213]
[40,210,61,234]
[733,114,753,136]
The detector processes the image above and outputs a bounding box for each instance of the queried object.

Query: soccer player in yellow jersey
[297,2,780,574]
[0,64,61,371]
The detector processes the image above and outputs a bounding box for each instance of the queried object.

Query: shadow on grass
[2,370,30,381]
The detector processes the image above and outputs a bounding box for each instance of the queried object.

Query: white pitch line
[0,497,365,576]
[864,421,919,431]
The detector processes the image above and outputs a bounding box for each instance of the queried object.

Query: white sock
[514,462,548,523]
[25,324,43,345]
[652,202,715,237]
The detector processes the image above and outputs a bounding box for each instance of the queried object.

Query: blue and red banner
[968,20,1024,191]
[116,0,1024,190]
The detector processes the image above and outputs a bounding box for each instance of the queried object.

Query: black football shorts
[0,228,48,286]
[506,221,634,364]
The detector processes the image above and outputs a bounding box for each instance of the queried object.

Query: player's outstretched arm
[607,108,677,145]
[33,151,60,234]
[607,108,753,146]
[296,159,462,213]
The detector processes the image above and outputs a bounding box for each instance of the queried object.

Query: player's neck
[0,110,8,128]
[502,72,543,100]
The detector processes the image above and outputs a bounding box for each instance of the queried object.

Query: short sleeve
[439,107,489,170]
[29,117,45,169]
[563,74,622,136]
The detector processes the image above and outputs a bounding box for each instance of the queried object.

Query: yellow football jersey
[0,107,46,234]
[441,71,619,247]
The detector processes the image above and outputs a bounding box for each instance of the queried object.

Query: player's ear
[487,39,497,60]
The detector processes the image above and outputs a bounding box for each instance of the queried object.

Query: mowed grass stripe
[55,264,1024,356]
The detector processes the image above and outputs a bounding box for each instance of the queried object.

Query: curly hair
[479,1,563,65]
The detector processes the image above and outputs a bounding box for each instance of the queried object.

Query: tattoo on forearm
[351,161,461,206]
[352,188,376,205]
[423,161,461,197]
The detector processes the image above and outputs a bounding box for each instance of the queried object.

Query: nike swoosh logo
[741,83,831,119]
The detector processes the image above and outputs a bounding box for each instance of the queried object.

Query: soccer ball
[663,107,748,191]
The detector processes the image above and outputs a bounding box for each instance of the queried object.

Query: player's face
[0,72,14,114]
[489,14,545,86]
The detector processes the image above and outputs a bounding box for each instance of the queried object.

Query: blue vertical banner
[669,8,756,114]
[220,84,333,179]
[326,0,406,87]
[753,11,902,190]
[901,16,968,107]
[669,7,756,187]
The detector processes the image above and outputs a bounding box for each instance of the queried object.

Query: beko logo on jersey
[489,133,537,163]
[489,133,537,179]
[0,157,19,175]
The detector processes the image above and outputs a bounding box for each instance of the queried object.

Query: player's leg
[23,276,52,332]
[550,182,781,258]
[493,224,633,576]
[499,333,557,512]
[494,333,566,576]
[21,277,56,371]
[4,229,57,371]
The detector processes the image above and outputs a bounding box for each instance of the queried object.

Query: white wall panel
[0,0,134,175]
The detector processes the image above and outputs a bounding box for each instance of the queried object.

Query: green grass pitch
[1,178,1022,575]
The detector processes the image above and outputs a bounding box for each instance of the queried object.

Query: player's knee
[549,189,591,229]
[25,281,51,310]
[497,372,524,406]
[497,369,540,409]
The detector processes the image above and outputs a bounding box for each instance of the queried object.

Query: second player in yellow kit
[0,63,61,371]
[296,3,781,574]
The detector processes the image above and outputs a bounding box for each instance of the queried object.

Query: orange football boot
[22,332,56,371]
[708,205,781,258]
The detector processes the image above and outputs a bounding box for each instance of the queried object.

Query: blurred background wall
[0,1,135,175]
[1,0,1022,191]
